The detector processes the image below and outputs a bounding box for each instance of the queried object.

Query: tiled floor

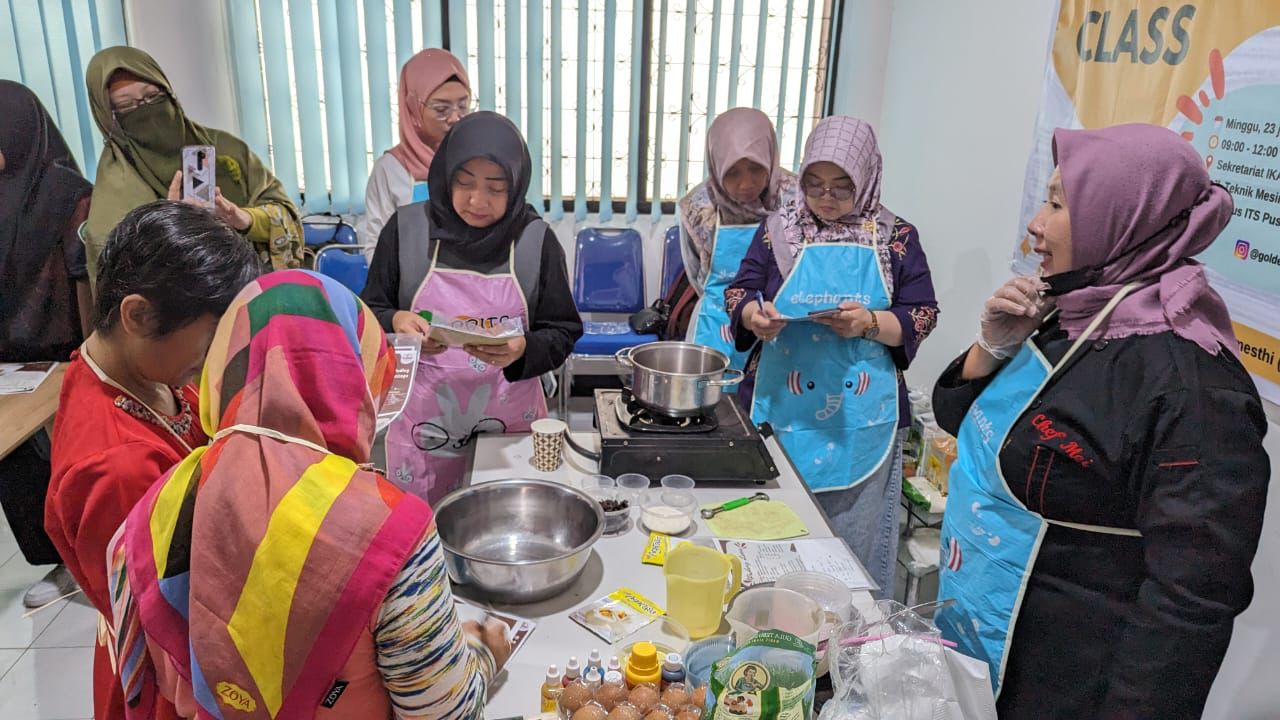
[0,516,95,720]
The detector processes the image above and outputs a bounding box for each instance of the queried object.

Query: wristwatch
[862,310,881,339]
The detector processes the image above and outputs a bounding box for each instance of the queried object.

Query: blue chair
[315,244,375,295]
[303,220,357,247]
[660,225,685,298]
[560,228,658,416]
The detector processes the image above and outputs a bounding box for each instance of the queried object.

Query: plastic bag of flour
[709,630,817,720]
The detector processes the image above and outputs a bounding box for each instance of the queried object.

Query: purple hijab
[1052,124,1237,355]
[767,116,896,282]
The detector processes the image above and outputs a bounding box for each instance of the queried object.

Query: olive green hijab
[84,47,299,280]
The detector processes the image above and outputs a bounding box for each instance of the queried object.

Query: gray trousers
[815,429,906,599]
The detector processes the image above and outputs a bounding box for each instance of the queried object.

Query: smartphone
[182,144,216,207]
[805,307,842,319]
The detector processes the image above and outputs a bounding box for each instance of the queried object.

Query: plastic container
[659,474,695,490]
[625,642,663,688]
[617,473,652,500]
[775,571,854,675]
[639,488,697,535]
[585,483,632,536]
[724,587,826,650]
[683,635,735,690]
[622,614,691,661]
[661,653,685,688]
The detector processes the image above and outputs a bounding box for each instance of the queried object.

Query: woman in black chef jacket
[932,123,1269,720]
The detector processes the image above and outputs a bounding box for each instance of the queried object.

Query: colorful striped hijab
[112,270,433,719]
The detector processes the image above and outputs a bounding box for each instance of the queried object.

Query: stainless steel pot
[615,341,744,417]
[434,479,604,603]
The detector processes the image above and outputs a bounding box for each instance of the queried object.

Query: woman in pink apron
[362,112,582,504]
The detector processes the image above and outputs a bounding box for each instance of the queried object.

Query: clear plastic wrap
[817,601,995,720]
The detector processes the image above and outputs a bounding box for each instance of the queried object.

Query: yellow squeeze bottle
[625,641,663,688]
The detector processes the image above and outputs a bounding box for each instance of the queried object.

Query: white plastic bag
[818,601,996,720]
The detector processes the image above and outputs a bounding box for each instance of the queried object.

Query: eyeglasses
[422,100,476,122]
[411,417,507,452]
[111,90,169,116]
[802,182,856,202]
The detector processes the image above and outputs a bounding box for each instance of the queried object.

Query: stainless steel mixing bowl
[434,478,605,603]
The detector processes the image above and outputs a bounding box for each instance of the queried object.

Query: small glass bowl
[638,488,697,535]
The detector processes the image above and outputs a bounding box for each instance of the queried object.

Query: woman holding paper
[362,112,581,504]
[107,270,510,719]
[82,46,303,286]
[725,116,939,597]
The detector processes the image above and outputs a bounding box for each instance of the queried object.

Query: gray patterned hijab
[767,116,895,279]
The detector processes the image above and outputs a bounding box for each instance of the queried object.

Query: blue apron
[938,284,1142,694]
[751,242,899,491]
[411,181,430,203]
[688,222,756,370]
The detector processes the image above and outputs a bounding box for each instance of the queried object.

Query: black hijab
[0,81,94,360]
[426,111,542,264]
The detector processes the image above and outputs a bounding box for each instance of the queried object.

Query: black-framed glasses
[802,182,856,202]
[111,90,169,116]
[412,417,507,452]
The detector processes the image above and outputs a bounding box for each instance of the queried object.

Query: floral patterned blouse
[725,216,940,428]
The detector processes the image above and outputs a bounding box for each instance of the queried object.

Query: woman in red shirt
[46,201,261,720]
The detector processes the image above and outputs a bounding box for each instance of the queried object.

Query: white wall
[846,1,1280,717]
[123,0,239,134]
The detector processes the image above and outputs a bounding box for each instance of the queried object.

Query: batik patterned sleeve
[886,219,939,369]
[376,527,496,719]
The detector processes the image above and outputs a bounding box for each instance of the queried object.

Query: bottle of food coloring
[540,664,562,713]
[586,648,604,676]
[661,653,686,689]
[562,656,581,687]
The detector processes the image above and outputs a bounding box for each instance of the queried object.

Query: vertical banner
[1015,1,1280,404]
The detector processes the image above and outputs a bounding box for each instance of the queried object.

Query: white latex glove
[978,276,1052,359]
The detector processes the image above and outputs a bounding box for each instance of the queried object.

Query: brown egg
[660,683,690,709]
[559,682,593,714]
[596,681,630,711]
[675,704,704,720]
[628,684,660,713]
[607,702,643,720]
[643,706,674,720]
[572,702,609,720]
[689,686,708,708]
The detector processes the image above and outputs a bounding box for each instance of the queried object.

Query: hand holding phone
[181,145,216,208]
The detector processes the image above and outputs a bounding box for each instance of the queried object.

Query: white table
[464,432,876,718]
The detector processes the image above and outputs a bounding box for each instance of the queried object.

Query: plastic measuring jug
[725,587,827,657]
[664,543,742,639]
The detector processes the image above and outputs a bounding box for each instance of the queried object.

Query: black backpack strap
[397,202,435,310]
[513,219,547,317]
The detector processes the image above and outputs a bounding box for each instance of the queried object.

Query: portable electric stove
[591,388,778,484]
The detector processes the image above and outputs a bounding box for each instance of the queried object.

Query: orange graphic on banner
[1232,321,1280,388]
[1053,1,1280,129]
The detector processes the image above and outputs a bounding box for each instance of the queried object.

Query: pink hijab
[1052,124,1237,355]
[679,108,795,283]
[767,116,896,281]
[387,49,470,181]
